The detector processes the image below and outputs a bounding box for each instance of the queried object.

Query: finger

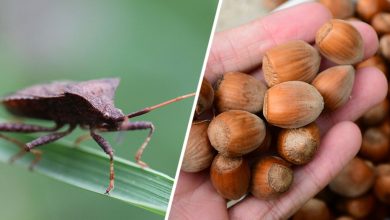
[350,21,379,59]
[169,171,228,220]
[317,67,388,132]
[173,170,209,194]
[206,2,332,83]
[229,121,361,220]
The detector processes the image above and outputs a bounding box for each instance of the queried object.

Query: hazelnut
[277,122,320,165]
[316,19,364,64]
[208,110,266,157]
[210,154,250,200]
[196,78,214,116]
[292,198,331,220]
[372,13,390,35]
[379,34,390,61]
[361,99,389,126]
[312,65,355,111]
[246,126,273,160]
[374,165,390,204]
[360,128,390,162]
[338,194,375,218]
[373,164,390,204]
[329,158,375,198]
[379,118,390,136]
[251,156,293,199]
[356,55,387,76]
[356,0,390,22]
[262,40,320,87]
[319,0,354,19]
[214,72,267,113]
[181,121,216,172]
[263,81,324,129]
[376,163,390,176]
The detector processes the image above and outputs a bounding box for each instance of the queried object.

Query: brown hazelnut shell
[181,121,215,172]
[361,99,390,126]
[376,163,390,176]
[372,13,390,35]
[312,65,355,111]
[356,0,390,22]
[360,128,390,162]
[250,156,293,199]
[214,72,267,113]
[263,81,324,129]
[316,19,364,64]
[196,78,214,116]
[374,173,390,204]
[319,0,354,19]
[246,126,273,160]
[262,40,320,87]
[329,158,375,198]
[373,164,390,204]
[210,154,250,200]
[379,118,390,136]
[277,122,320,165]
[379,34,390,61]
[338,194,375,219]
[208,110,266,157]
[292,198,331,220]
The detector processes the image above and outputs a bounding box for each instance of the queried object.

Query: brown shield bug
[0,78,195,194]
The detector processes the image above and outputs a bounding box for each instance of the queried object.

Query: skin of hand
[169,2,388,220]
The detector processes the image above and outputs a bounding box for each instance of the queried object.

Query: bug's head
[101,106,126,126]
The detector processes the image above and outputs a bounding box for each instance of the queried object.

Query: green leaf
[0,130,173,216]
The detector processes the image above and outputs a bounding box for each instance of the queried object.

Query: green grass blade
[0,132,173,216]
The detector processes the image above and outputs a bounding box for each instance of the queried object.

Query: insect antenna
[126,93,196,118]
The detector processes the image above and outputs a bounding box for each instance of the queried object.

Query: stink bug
[0,78,194,193]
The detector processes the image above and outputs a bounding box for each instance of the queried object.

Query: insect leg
[90,130,115,194]
[25,124,75,151]
[74,133,92,146]
[0,123,62,170]
[114,121,154,167]
[0,133,42,170]
[74,125,93,146]
[0,122,62,133]
[126,93,195,118]
[130,122,153,167]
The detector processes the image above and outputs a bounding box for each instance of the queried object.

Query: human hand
[169,3,388,220]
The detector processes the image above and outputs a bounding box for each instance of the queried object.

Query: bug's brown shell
[1,78,124,123]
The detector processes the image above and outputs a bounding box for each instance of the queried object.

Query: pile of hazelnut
[259,0,390,220]
[182,14,365,205]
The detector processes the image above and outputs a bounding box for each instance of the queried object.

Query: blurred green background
[0,0,218,219]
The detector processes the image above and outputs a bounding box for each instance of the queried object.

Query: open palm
[170,3,388,220]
